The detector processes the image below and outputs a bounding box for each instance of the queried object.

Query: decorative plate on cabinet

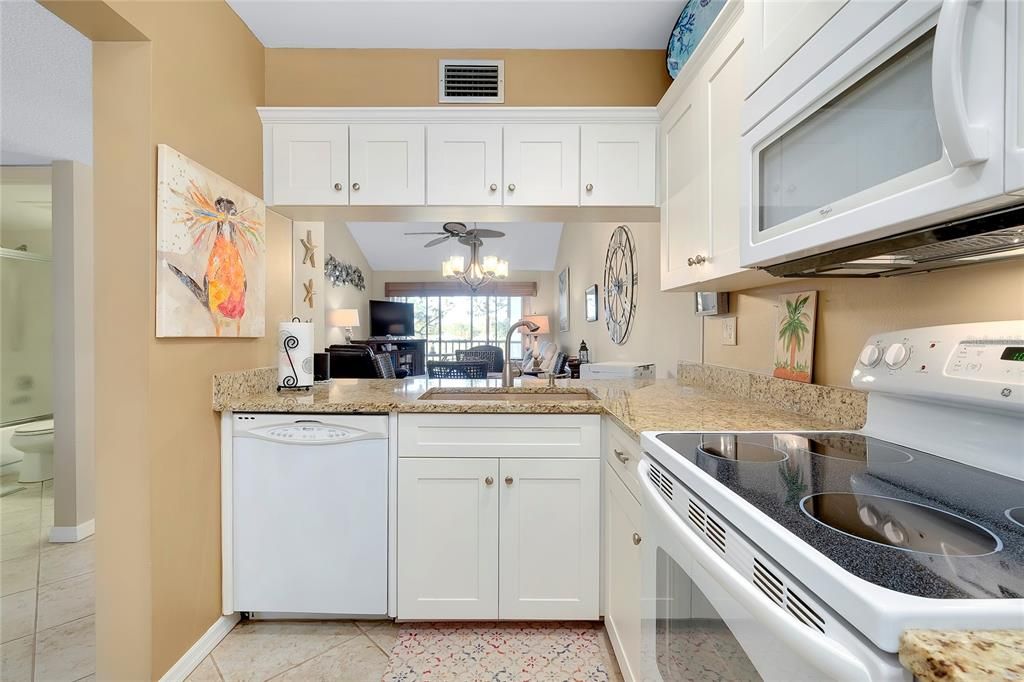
[603,225,637,345]
[666,0,727,78]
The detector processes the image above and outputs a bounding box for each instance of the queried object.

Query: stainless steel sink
[419,389,598,402]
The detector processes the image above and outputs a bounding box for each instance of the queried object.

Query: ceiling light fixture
[441,232,509,292]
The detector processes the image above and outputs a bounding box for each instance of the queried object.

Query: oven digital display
[1000,346,1024,362]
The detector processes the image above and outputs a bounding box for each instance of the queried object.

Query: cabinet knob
[687,257,695,267]
[352,182,361,191]
[586,183,594,192]
[333,182,343,191]
[490,183,498,191]
[613,449,630,464]
[507,183,516,192]
[691,254,706,265]
[484,476,494,486]
[505,475,514,485]
[632,532,642,546]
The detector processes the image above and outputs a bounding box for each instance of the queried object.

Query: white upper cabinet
[349,124,426,206]
[660,3,772,292]
[1008,0,1024,196]
[426,123,503,206]
[502,124,580,206]
[580,124,657,206]
[270,124,349,205]
[743,0,847,99]
[497,458,599,620]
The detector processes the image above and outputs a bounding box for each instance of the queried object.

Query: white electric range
[639,321,1024,681]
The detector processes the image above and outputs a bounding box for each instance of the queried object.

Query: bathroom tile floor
[0,473,94,682]
[189,620,624,682]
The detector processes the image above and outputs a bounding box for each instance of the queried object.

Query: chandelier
[441,236,509,292]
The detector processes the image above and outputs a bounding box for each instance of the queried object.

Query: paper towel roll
[278,320,314,389]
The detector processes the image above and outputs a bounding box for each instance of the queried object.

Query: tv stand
[353,338,426,377]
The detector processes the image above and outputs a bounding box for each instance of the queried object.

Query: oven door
[638,460,873,682]
[740,0,1008,268]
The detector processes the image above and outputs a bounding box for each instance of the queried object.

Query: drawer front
[398,414,600,459]
[604,419,642,501]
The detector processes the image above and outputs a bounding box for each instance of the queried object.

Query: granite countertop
[899,630,1024,682]
[212,370,843,436]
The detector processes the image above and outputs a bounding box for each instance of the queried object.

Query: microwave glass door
[757,30,945,235]
[652,547,762,681]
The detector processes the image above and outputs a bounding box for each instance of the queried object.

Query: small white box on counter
[580,361,655,380]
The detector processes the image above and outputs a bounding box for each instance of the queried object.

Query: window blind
[384,281,538,298]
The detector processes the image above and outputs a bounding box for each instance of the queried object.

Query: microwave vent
[439,60,504,103]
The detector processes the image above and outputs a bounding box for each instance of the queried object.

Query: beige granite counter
[899,630,1024,682]
[212,368,845,436]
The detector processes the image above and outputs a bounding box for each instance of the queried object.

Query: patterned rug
[381,622,615,682]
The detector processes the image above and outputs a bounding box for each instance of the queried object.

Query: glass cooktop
[653,431,1024,600]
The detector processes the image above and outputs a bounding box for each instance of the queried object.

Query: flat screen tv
[369,300,416,337]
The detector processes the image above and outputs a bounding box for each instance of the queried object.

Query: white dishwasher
[232,413,388,616]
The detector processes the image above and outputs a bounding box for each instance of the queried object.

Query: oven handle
[932,0,988,167]
[638,461,872,682]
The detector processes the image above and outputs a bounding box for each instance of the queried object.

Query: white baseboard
[48,518,95,543]
[159,613,240,682]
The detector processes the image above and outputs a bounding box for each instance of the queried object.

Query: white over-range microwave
[740,0,1024,277]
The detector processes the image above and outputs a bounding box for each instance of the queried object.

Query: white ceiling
[345,221,562,271]
[227,0,684,49]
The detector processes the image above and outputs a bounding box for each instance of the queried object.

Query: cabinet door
[502,124,580,206]
[580,124,657,206]
[660,81,708,291]
[427,124,502,205]
[498,458,599,620]
[744,0,847,98]
[349,124,426,205]
[397,458,499,619]
[604,464,643,682]
[1008,0,1024,196]
[270,124,348,205]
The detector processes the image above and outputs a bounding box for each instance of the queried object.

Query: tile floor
[188,620,624,682]
[1,474,95,682]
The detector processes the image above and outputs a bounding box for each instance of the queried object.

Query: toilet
[10,419,54,483]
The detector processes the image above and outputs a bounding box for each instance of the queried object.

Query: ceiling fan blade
[425,235,451,247]
[443,221,468,235]
[470,229,505,239]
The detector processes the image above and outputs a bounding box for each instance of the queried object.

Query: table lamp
[330,308,360,344]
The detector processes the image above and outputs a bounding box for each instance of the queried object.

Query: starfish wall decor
[302,278,315,308]
[300,230,318,268]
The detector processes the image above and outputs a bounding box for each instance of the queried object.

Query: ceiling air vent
[439,60,504,103]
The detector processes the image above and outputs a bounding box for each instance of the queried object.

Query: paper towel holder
[278,317,313,393]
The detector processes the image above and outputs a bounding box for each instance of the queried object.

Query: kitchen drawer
[604,418,642,502]
[398,414,600,459]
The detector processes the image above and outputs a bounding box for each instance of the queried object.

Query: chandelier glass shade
[442,239,508,292]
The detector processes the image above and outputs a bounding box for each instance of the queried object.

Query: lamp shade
[329,308,360,328]
[523,314,550,335]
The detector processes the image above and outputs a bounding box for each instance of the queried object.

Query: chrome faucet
[503,319,540,387]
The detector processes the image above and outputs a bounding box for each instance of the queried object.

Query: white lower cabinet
[604,462,643,681]
[499,458,600,620]
[397,458,499,619]
[396,415,601,621]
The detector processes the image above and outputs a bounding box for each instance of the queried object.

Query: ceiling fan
[404,222,505,248]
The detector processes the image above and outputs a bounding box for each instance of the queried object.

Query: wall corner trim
[158,613,241,682]
[48,519,96,543]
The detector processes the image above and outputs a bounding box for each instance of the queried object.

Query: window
[390,295,525,361]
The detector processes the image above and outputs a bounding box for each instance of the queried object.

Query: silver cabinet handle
[586,183,594,192]
[485,476,494,486]
[352,182,361,191]
[687,257,694,266]
[692,254,706,265]
[490,183,498,191]
[505,475,514,485]
[333,182,343,191]
[508,183,516,192]
[633,532,642,546]
[614,449,630,464]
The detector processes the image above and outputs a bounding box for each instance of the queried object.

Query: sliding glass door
[390,295,524,360]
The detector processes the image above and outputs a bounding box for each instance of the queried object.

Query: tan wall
[703,259,1024,388]
[68,2,288,678]
[324,220,375,345]
[266,49,671,107]
[552,222,701,377]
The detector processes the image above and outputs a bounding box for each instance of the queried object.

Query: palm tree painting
[773,291,817,383]
[156,145,266,338]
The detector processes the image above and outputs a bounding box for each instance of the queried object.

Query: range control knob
[859,345,882,367]
[884,343,911,369]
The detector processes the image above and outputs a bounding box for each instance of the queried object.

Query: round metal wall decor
[603,225,637,345]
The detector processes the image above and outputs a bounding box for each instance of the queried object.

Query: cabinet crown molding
[258,106,660,125]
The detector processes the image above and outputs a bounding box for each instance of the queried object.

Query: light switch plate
[721,316,737,346]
